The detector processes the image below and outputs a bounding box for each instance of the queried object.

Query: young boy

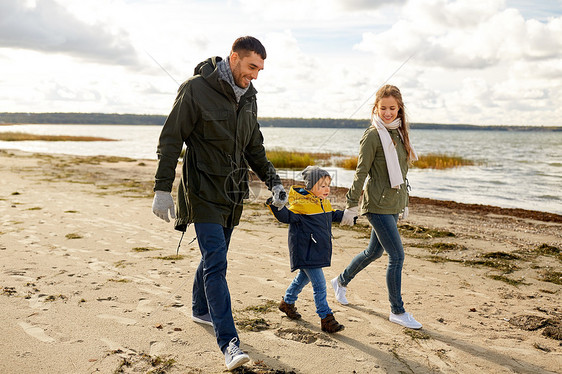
[267,166,344,333]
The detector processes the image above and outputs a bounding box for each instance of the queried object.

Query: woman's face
[376,96,399,124]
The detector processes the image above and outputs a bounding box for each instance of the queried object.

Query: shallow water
[1,124,560,214]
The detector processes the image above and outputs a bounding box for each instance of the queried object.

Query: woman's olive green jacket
[154,56,280,231]
[346,126,409,215]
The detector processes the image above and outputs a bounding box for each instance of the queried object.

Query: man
[152,36,287,371]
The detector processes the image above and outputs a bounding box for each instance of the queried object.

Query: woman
[334,84,422,329]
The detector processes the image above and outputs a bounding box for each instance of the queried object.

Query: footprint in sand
[136,299,154,313]
[147,270,161,279]
[100,338,137,357]
[149,341,166,356]
[275,327,319,344]
[28,294,51,310]
[18,322,55,343]
[96,314,137,325]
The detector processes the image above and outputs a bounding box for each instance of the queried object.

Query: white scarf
[372,115,418,189]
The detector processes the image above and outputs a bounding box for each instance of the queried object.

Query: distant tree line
[0,112,167,125]
[0,112,559,131]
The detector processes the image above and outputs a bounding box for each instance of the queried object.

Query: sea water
[0,124,560,215]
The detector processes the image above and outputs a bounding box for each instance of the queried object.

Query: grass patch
[153,255,185,260]
[464,258,519,273]
[235,317,270,331]
[0,131,116,142]
[336,156,358,170]
[26,206,42,210]
[428,242,467,253]
[487,274,526,286]
[540,270,562,285]
[533,244,561,261]
[242,300,278,314]
[64,210,78,213]
[132,246,162,252]
[398,223,455,239]
[423,255,461,264]
[404,329,431,340]
[73,155,135,164]
[481,251,520,260]
[334,153,476,171]
[266,150,317,169]
[108,278,131,283]
[413,153,475,169]
[65,233,82,239]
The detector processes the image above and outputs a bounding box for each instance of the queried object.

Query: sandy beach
[1,149,561,374]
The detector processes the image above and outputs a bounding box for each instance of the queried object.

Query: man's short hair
[232,36,267,60]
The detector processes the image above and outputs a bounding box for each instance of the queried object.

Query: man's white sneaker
[331,277,349,305]
[389,312,422,329]
[224,337,250,371]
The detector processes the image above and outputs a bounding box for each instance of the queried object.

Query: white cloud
[0,0,559,126]
[355,0,562,68]
[0,0,138,65]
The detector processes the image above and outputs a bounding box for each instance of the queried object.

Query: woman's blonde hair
[371,84,413,162]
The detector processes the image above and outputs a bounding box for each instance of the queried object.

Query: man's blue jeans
[192,223,237,353]
[337,213,406,314]
[284,268,332,319]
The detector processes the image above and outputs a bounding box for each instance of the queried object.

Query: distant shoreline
[0,112,560,131]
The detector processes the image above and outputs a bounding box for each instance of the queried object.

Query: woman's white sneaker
[389,312,422,329]
[331,277,349,305]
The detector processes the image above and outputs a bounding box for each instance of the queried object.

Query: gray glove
[271,184,288,208]
[340,206,358,226]
[152,190,176,222]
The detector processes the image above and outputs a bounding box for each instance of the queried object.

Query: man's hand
[152,190,176,222]
[271,184,288,208]
[341,206,358,226]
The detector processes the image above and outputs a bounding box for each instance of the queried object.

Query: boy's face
[311,176,331,199]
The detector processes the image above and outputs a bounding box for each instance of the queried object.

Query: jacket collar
[288,185,333,215]
[194,56,257,102]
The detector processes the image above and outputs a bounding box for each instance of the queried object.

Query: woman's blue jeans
[192,223,238,353]
[284,268,332,319]
[337,213,406,314]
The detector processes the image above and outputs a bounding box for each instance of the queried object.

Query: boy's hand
[271,184,288,208]
[341,207,358,226]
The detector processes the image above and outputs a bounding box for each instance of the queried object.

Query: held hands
[152,190,176,222]
[340,206,358,226]
[271,184,288,208]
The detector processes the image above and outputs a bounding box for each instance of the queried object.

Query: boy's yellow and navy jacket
[268,186,344,272]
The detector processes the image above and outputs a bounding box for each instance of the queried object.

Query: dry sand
[1,149,561,374]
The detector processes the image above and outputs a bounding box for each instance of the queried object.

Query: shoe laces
[227,337,243,356]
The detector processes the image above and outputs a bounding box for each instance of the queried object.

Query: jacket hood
[192,56,257,99]
[288,185,333,215]
[193,56,221,77]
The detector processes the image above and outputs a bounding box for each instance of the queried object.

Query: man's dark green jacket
[154,56,280,230]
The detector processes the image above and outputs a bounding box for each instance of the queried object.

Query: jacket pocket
[202,110,233,141]
[378,186,401,208]
[302,231,330,264]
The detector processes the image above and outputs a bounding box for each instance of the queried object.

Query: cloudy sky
[1,0,561,126]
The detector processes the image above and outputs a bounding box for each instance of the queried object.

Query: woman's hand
[340,207,358,226]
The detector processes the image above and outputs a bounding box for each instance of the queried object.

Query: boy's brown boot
[321,313,344,333]
[279,298,301,320]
